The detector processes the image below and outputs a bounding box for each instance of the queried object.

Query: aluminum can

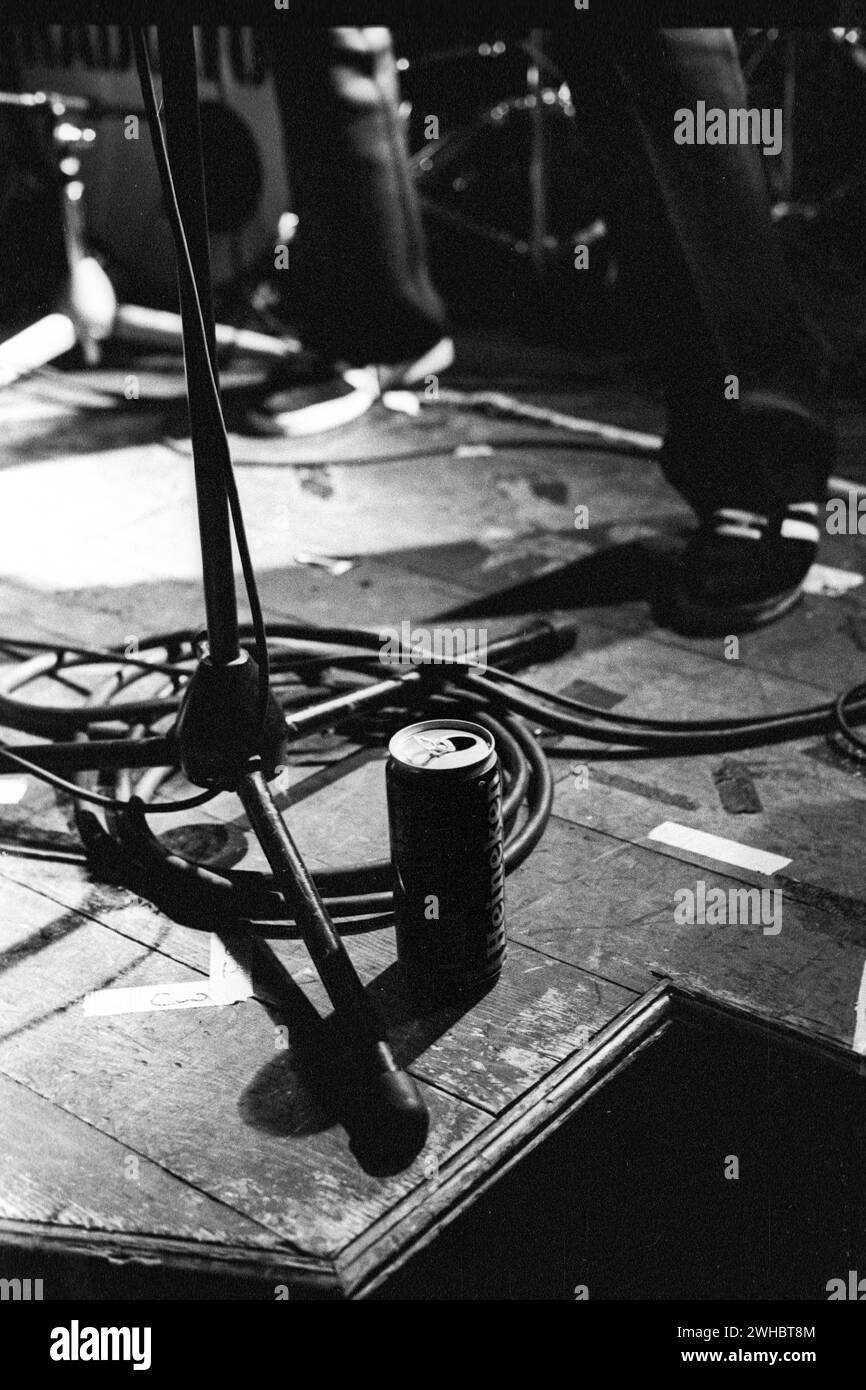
[386,718,506,1001]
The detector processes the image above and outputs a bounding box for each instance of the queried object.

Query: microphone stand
[146,20,429,1165]
[0,21,580,1168]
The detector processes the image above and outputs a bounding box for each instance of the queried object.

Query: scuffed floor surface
[1,328,865,1293]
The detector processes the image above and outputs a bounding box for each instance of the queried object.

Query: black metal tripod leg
[238,764,429,1160]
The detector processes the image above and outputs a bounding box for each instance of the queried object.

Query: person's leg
[269,25,447,367]
[614,27,831,514]
[556,25,834,627]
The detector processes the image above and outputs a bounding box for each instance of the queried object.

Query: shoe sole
[664,581,805,636]
[243,336,454,438]
[245,377,378,438]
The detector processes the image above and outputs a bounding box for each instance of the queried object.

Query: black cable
[835,680,866,757]
[471,666,838,742]
[160,435,643,469]
[0,739,119,809]
[99,698,549,934]
[0,637,190,677]
[3,629,866,760]
[463,670,837,754]
[1,623,864,917]
[7,625,540,929]
[0,665,213,814]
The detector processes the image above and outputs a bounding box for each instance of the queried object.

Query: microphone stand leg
[238,762,429,1166]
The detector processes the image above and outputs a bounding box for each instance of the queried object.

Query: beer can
[386,718,506,1002]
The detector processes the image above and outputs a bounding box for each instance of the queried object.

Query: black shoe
[240,337,455,439]
[660,392,835,521]
[667,502,821,634]
[241,356,379,438]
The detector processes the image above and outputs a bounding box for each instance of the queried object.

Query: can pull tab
[407,734,477,766]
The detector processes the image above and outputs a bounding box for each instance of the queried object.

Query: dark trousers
[269,26,446,367]
[555,24,831,510]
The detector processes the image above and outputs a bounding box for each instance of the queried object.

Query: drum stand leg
[0,89,299,390]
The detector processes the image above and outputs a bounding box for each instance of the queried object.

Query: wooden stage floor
[1,332,865,1297]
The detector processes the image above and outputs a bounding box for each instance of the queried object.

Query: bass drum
[12,25,288,302]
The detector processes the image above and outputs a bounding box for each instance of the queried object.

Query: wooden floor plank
[3,337,866,1285]
[589,525,866,698]
[0,880,489,1257]
[509,623,866,901]
[0,1071,282,1250]
[507,813,866,1048]
[0,849,636,1113]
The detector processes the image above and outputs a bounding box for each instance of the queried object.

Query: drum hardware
[13,26,287,297]
[740,27,866,214]
[401,32,615,338]
[0,86,299,390]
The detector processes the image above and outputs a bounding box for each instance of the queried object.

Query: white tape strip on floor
[0,777,27,804]
[84,980,219,1017]
[803,564,864,597]
[84,935,255,1017]
[853,960,866,1055]
[647,821,791,877]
